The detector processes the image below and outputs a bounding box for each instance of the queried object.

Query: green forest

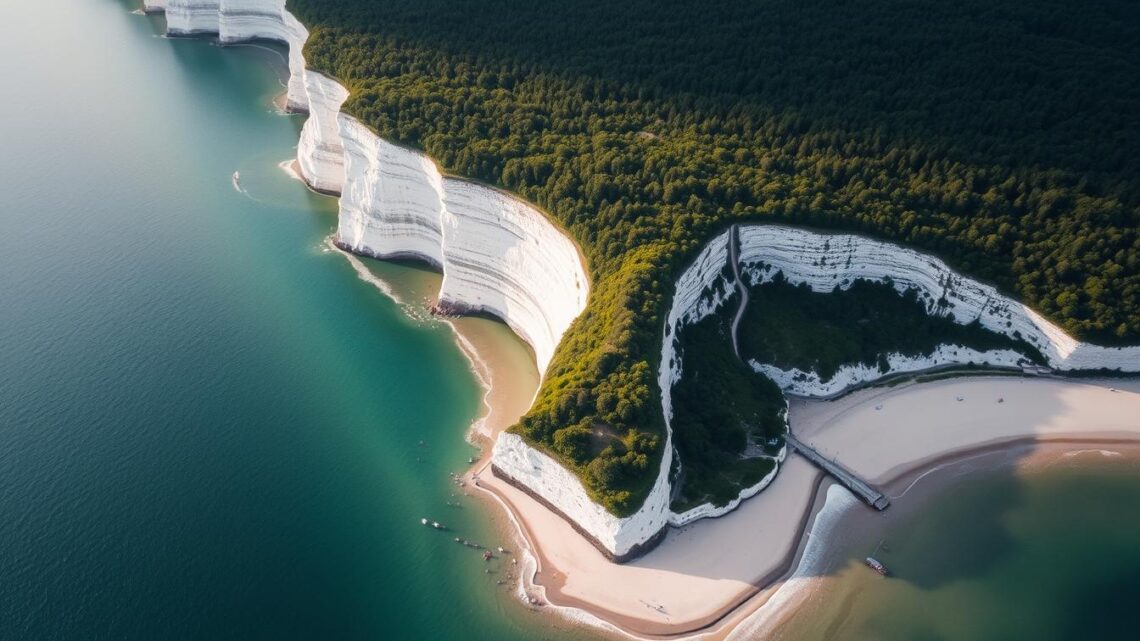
[738,274,1045,381]
[669,310,784,512]
[289,0,1140,515]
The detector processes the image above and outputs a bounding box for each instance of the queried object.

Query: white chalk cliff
[152,0,602,546]
[153,0,586,377]
[736,225,1140,396]
[151,2,1140,560]
[648,224,1140,538]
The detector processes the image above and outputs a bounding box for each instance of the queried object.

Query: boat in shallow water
[864,557,889,576]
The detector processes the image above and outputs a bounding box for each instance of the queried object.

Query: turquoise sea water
[4,3,1140,641]
[0,3,584,640]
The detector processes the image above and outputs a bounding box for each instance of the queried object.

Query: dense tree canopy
[738,274,1045,381]
[669,308,784,512]
[290,0,1140,515]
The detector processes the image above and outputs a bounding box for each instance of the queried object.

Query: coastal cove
[2,2,1139,641]
[140,0,1140,568]
[472,376,1140,639]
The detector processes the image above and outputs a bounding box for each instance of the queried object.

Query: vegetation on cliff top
[669,308,784,513]
[289,0,1140,515]
[738,274,1046,382]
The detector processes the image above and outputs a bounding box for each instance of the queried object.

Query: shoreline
[134,6,1140,640]
[325,207,1140,640]
[725,438,1140,641]
[463,374,1140,640]
[236,12,1140,638]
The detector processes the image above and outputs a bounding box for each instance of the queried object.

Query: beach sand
[469,375,1140,639]
[749,439,1140,641]
[448,315,540,438]
[792,376,1140,484]
[330,249,1140,640]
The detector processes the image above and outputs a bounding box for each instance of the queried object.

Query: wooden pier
[785,433,891,510]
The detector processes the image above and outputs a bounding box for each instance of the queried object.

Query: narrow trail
[728,224,748,361]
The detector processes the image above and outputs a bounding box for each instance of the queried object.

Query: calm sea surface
[0,2,584,640]
[3,3,1138,641]
[779,453,1140,641]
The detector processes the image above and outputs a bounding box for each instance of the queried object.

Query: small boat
[432,521,445,530]
[483,550,494,561]
[864,557,889,576]
[497,546,507,554]
[231,171,242,192]
[420,517,429,526]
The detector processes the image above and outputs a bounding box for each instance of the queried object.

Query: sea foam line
[725,485,860,641]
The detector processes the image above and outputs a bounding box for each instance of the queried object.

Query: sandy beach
[329,248,1140,640]
[467,374,1140,640]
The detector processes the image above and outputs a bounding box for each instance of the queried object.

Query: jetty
[785,433,890,510]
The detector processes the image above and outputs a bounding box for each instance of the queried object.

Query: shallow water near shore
[0,3,585,640]
[777,449,1140,641]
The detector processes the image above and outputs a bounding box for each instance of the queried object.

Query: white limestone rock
[737,225,1140,379]
[296,73,348,193]
[492,432,671,559]
[439,179,587,373]
[333,115,588,374]
[164,0,220,35]
[336,122,446,268]
[750,346,1030,397]
[218,0,293,43]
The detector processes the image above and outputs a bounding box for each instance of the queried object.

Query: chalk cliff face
[736,225,1140,395]
[151,2,1140,560]
[151,0,599,542]
[644,223,1140,541]
[657,230,787,528]
[334,121,588,373]
[492,432,672,560]
[152,0,587,376]
[163,0,219,34]
[337,125,445,268]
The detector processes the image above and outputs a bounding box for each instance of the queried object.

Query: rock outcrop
[336,123,587,372]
